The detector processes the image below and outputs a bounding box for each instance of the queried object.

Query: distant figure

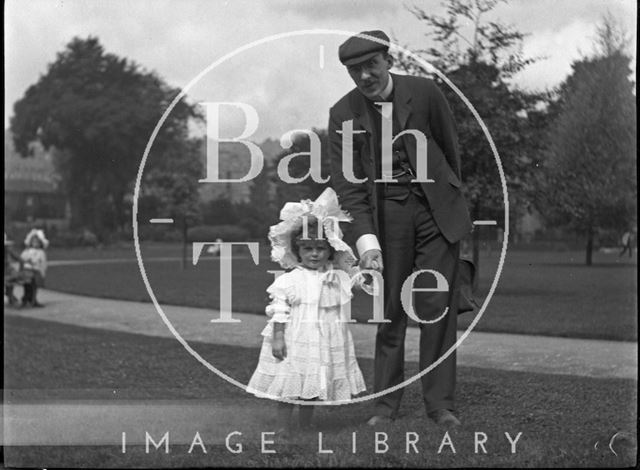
[20,229,49,307]
[619,231,633,258]
[206,238,223,257]
[4,233,22,306]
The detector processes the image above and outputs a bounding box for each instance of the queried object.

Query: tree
[10,36,199,240]
[238,157,279,241]
[536,16,636,265]
[397,0,545,281]
[139,138,203,269]
[273,128,332,208]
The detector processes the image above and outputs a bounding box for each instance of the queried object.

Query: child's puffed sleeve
[265,273,296,324]
[20,249,35,271]
[20,249,47,277]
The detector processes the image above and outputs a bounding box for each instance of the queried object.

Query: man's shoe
[366,415,393,427]
[428,409,461,427]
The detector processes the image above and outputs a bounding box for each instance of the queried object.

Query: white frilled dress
[247,265,366,401]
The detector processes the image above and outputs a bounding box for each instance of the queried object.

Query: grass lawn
[45,242,638,341]
[3,315,637,468]
[47,241,188,260]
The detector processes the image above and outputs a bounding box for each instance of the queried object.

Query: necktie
[373,101,392,119]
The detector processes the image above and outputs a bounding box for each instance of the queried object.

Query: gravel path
[5,288,637,380]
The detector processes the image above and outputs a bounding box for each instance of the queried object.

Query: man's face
[346,53,392,99]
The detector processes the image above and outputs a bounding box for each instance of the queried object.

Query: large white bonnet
[269,188,356,270]
[25,229,49,249]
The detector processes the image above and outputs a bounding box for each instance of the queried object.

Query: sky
[4,0,637,142]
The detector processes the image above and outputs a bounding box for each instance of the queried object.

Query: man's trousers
[373,190,460,417]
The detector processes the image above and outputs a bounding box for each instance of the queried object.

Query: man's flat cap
[339,30,390,66]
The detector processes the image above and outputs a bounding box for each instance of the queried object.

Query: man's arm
[328,106,383,271]
[426,80,461,178]
[328,106,376,244]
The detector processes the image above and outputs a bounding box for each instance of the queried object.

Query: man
[619,230,633,258]
[328,31,472,427]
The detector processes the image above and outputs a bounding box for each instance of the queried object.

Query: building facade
[4,131,69,231]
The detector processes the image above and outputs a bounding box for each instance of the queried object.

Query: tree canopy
[139,137,203,267]
[10,36,200,239]
[395,0,546,273]
[398,0,545,218]
[536,16,636,264]
[273,128,331,206]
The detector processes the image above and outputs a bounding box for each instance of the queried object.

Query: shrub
[161,229,185,243]
[187,224,249,242]
[238,218,271,239]
[49,229,99,248]
[134,224,185,242]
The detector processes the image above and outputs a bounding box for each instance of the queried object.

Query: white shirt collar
[378,74,394,101]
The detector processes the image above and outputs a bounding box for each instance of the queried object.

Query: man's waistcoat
[328,73,473,245]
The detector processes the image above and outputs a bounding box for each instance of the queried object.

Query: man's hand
[360,249,384,273]
[272,332,287,361]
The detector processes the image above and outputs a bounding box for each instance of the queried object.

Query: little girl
[4,233,22,306]
[20,229,49,307]
[247,188,367,434]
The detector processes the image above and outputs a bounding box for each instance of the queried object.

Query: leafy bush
[238,218,270,239]
[49,229,99,248]
[187,224,249,242]
[200,199,239,225]
[135,224,183,242]
[161,229,184,243]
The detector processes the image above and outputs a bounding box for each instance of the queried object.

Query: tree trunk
[112,190,126,235]
[182,218,188,270]
[68,194,84,230]
[585,226,594,266]
[92,196,107,243]
[472,205,480,291]
[68,187,93,231]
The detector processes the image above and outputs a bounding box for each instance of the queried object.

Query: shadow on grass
[536,262,637,269]
[44,247,639,341]
[4,315,637,468]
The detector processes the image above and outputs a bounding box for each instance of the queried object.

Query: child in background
[247,188,367,435]
[4,233,22,306]
[20,229,49,307]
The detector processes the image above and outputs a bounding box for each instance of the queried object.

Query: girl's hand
[272,336,287,360]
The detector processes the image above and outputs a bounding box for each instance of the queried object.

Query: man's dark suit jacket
[328,73,472,246]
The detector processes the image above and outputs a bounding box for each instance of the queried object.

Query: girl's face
[29,237,42,249]
[297,239,331,270]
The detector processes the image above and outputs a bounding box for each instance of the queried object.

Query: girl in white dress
[247,188,367,434]
[20,229,49,307]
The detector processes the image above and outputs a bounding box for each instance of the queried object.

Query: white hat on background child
[269,187,357,271]
[24,229,49,249]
